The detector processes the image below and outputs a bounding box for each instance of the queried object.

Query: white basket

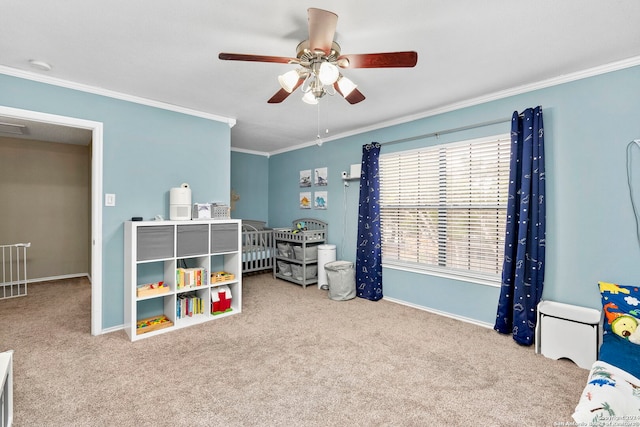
[211,205,230,219]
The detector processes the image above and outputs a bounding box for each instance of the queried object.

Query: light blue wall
[230,151,269,223]
[0,74,231,329]
[267,65,640,326]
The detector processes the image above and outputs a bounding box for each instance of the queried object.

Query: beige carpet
[0,274,588,426]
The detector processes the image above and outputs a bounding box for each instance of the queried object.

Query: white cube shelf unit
[124,219,242,342]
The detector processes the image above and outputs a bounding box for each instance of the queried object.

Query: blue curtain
[494,107,546,346]
[356,142,383,301]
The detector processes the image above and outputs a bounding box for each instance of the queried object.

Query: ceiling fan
[218,8,418,105]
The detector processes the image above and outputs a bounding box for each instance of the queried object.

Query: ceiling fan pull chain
[316,101,326,147]
[325,95,330,135]
[317,101,321,140]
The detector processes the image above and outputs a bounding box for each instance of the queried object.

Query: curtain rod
[380,117,512,147]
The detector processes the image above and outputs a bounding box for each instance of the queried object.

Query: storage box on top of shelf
[212,285,232,314]
[210,204,231,219]
[192,203,212,219]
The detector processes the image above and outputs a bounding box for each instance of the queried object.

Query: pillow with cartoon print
[599,281,640,341]
[599,333,640,379]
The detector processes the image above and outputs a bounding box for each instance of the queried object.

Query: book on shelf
[176,291,205,319]
[176,267,206,289]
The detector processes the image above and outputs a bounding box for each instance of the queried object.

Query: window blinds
[379,135,511,278]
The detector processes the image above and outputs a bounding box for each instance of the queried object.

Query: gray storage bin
[137,225,174,261]
[325,261,356,301]
[291,264,317,281]
[210,223,239,252]
[277,260,292,276]
[277,242,293,258]
[177,224,209,257]
[293,245,318,261]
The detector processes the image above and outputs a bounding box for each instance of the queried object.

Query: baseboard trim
[382,296,494,330]
[28,273,90,284]
[100,324,125,335]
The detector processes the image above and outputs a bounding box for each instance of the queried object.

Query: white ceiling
[1,0,639,154]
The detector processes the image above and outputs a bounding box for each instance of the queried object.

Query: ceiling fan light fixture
[337,75,357,97]
[337,58,350,68]
[278,69,301,93]
[302,91,319,105]
[318,62,339,85]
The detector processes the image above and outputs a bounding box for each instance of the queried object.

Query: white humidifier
[170,183,192,220]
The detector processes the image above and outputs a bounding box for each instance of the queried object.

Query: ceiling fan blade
[218,53,297,64]
[338,51,418,68]
[333,82,366,105]
[267,77,305,103]
[343,89,366,105]
[307,8,338,55]
[267,89,294,104]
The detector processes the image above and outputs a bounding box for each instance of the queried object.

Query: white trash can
[317,244,336,290]
[325,260,356,301]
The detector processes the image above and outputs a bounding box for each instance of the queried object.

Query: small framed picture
[300,192,311,209]
[314,191,327,209]
[314,167,328,186]
[299,170,311,187]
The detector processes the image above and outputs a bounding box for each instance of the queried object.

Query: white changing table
[535,300,601,370]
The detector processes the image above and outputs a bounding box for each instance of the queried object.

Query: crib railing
[1,243,31,300]
[242,227,274,274]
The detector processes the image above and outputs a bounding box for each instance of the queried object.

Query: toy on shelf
[136,315,173,335]
[136,281,169,298]
[210,271,235,283]
[212,285,232,315]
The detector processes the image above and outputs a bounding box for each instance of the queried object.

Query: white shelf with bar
[124,219,242,342]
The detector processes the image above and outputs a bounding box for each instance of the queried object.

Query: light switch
[105,193,116,206]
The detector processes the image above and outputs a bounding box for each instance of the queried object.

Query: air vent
[0,122,27,135]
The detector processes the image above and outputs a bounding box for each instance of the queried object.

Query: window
[379,134,510,284]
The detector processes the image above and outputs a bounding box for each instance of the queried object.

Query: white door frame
[0,105,103,335]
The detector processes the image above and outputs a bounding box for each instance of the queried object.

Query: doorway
[0,105,103,335]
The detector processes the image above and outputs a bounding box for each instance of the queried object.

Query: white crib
[0,243,31,300]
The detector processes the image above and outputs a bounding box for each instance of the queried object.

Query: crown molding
[230,146,270,157]
[2,54,639,157]
[0,65,236,127]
